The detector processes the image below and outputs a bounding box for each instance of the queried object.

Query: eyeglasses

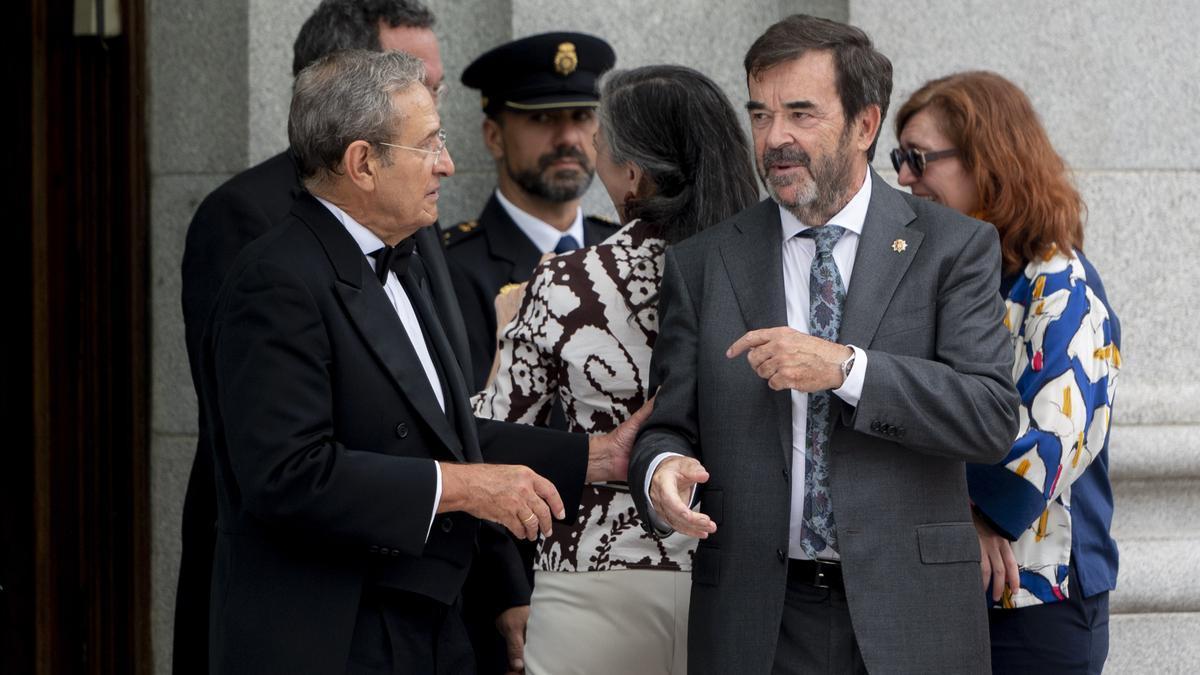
[378,128,447,165]
[890,146,957,177]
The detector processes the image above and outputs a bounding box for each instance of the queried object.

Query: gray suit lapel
[840,172,923,349]
[719,199,794,469]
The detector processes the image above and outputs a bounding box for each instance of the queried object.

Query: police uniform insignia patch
[554,42,578,76]
[443,220,480,245]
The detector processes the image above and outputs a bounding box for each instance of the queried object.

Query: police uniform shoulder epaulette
[442,219,482,246]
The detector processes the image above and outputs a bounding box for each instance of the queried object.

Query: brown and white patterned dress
[472,219,695,573]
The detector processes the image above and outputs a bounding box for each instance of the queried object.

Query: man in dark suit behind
[445,33,621,392]
[202,49,643,674]
[630,15,1020,674]
[174,2,524,673]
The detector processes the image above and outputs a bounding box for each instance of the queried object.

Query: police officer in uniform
[446,32,620,392]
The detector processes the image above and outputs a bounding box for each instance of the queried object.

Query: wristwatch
[839,348,856,384]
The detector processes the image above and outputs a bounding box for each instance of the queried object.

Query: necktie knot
[369,237,416,284]
[797,224,846,256]
[554,234,581,254]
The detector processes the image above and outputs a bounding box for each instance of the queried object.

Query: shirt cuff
[832,344,867,407]
[643,452,698,533]
[427,461,443,542]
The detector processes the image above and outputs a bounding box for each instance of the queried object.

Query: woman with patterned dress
[894,71,1120,674]
[472,65,759,675]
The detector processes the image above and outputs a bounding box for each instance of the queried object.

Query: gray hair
[598,65,759,245]
[292,0,435,76]
[288,49,426,187]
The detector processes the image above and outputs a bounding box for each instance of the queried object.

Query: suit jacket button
[870,420,881,432]
[368,545,379,554]
[440,518,453,533]
[897,427,906,437]
[395,422,409,439]
[391,549,401,557]
[777,548,786,563]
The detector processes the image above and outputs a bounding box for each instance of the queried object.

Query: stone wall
[147,0,1197,671]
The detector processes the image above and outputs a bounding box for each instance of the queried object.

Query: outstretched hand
[648,455,716,538]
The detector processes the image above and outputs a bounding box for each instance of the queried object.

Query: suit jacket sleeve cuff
[426,461,442,542]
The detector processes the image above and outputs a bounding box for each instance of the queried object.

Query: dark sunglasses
[890,147,957,177]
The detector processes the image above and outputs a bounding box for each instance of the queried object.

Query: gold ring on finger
[522,513,537,524]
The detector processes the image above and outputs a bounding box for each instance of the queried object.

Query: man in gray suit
[630,15,1020,674]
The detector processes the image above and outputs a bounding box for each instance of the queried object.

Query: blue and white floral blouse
[967,249,1121,608]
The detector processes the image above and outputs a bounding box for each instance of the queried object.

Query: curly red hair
[895,71,1083,275]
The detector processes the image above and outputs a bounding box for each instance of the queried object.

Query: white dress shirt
[495,188,586,253]
[316,197,443,540]
[644,172,873,561]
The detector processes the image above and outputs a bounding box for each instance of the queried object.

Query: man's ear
[343,140,378,192]
[855,104,883,154]
[482,116,505,161]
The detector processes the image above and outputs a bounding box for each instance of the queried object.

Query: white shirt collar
[314,195,386,258]
[779,169,872,240]
[494,188,586,254]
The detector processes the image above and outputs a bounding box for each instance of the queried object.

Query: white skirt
[524,569,691,675]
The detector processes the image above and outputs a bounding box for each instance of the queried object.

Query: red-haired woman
[893,71,1120,674]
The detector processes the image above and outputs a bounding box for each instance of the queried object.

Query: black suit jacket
[175,151,490,675]
[444,194,619,391]
[201,192,587,674]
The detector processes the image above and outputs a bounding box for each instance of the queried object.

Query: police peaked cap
[461,32,616,114]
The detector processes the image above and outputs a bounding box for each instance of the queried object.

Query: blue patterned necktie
[796,224,846,557]
[554,234,581,254]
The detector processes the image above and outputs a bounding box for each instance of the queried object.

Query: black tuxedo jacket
[200,192,587,674]
[175,152,494,675]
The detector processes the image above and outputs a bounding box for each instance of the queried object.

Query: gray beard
[760,134,855,226]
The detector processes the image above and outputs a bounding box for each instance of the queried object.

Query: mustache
[538,146,592,171]
[762,146,811,171]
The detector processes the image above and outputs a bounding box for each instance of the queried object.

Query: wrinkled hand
[586,396,654,483]
[496,604,529,673]
[438,463,565,541]
[648,456,716,538]
[973,508,1020,603]
[726,327,851,392]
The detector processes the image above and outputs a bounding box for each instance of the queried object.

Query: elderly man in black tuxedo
[200,49,643,674]
[175,3,538,674]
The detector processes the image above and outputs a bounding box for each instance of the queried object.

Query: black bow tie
[369,237,417,285]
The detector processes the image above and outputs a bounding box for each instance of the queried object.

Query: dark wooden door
[4,0,150,673]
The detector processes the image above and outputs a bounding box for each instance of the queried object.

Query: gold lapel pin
[892,238,908,253]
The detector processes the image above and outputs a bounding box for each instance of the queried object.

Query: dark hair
[896,71,1084,274]
[598,65,759,245]
[292,0,435,76]
[289,50,425,184]
[744,14,892,160]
